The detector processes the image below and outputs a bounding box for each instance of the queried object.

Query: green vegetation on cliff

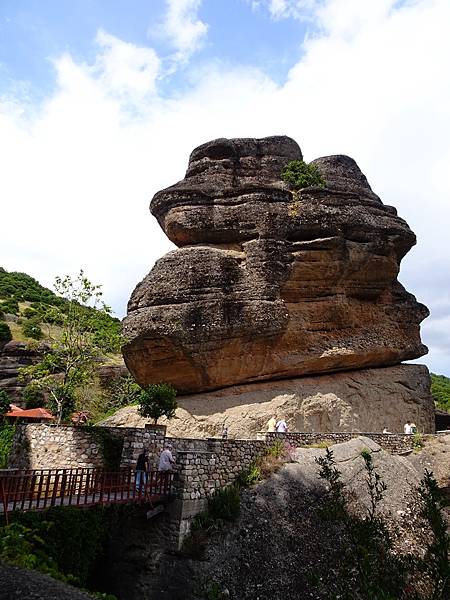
[431,373,450,413]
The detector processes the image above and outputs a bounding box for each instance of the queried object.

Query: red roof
[5,407,55,420]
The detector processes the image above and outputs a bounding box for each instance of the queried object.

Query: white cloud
[0,0,449,374]
[93,30,161,102]
[249,0,322,21]
[158,0,208,63]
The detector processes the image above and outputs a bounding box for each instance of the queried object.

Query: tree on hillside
[19,271,122,424]
[138,383,177,424]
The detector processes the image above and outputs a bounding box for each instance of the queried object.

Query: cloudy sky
[0,0,448,374]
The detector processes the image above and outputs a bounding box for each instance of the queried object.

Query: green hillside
[431,373,450,413]
[0,267,121,351]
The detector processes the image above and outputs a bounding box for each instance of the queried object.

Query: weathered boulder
[101,364,435,435]
[0,341,45,404]
[122,136,428,393]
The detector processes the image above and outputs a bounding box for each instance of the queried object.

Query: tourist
[158,444,176,471]
[267,415,277,432]
[221,424,229,439]
[276,417,288,433]
[410,422,417,434]
[135,448,149,491]
[404,421,412,434]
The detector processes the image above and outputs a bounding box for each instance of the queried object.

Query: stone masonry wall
[8,424,166,470]
[262,431,418,454]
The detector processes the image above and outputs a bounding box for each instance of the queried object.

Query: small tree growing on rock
[281,160,325,217]
[137,383,177,424]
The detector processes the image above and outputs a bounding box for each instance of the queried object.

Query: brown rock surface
[101,364,435,435]
[122,136,428,393]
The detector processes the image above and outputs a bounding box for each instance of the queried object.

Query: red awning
[5,407,55,420]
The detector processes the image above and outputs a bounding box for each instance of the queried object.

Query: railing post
[0,478,9,525]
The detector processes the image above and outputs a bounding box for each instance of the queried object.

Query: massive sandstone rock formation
[122,136,429,403]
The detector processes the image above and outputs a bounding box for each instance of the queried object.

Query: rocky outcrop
[0,341,43,403]
[102,364,435,435]
[122,136,429,394]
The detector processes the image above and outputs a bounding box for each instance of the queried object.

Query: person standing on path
[135,448,149,491]
[276,418,288,433]
[404,421,412,434]
[158,444,176,471]
[267,415,277,432]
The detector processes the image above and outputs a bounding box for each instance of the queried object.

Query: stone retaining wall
[261,431,418,453]
[8,424,166,470]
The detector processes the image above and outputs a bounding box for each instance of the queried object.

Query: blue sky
[0,0,449,375]
[0,0,309,100]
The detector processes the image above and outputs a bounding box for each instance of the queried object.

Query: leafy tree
[21,318,43,340]
[137,383,177,424]
[106,374,141,409]
[22,384,45,409]
[0,321,12,343]
[281,160,325,189]
[20,271,122,424]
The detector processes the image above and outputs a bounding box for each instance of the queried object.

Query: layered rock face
[103,365,435,437]
[123,136,429,397]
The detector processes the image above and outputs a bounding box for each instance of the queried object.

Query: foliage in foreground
[0,505,122,597]
[315,448,450,600]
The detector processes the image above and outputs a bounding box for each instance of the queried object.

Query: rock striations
[122,136,434,432]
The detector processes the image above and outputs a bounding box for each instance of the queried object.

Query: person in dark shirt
[135,448,149,491]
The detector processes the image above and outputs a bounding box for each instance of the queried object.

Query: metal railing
[0,468,174,524]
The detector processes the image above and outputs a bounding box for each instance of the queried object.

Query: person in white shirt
[404,421,412,434]
[276,418,288,433]
[158,444,176,471]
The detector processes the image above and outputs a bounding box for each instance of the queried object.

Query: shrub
[1,504,124,588]
[281,160,325,190]
[412,431,424,452]
[418,469,450,598]
[0,388,10,417]
[0,298,19,315]
[137,383,177,424]
[0,321,12,343]
[0,422,15,468]
[22,307,37,319]
[21,318,43,340]
[22,384,45,409]
[208,484,241,522]
[237,461,261,486]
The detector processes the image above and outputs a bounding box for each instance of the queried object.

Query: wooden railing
[0,468,174,523]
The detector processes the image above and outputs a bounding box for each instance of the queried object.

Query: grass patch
[301,439,335,449]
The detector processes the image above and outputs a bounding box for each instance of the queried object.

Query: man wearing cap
[158,444,176,471]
